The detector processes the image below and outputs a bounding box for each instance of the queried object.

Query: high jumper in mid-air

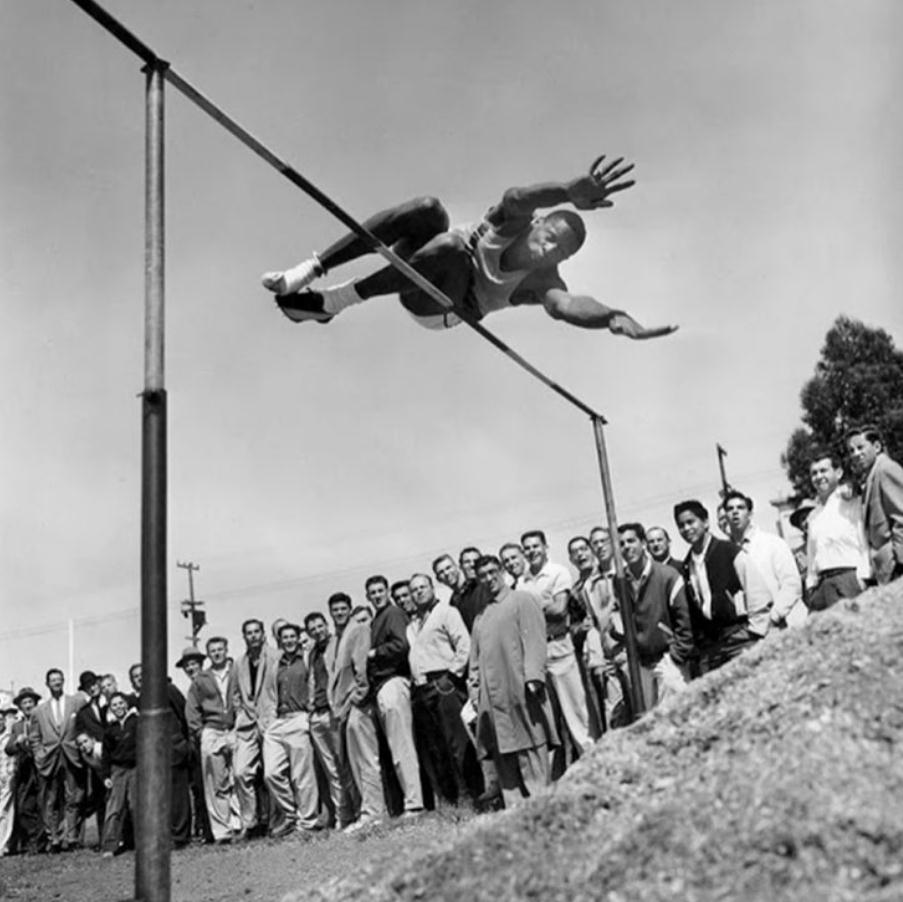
[262,155,677,340]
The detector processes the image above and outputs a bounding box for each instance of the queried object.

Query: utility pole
[177,560,206,646]
[716,443,732,498]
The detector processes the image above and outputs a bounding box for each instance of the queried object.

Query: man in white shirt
[407,574,481,805]
[805,450,869,610]
[723,490,806,628]
[520,530,592,756]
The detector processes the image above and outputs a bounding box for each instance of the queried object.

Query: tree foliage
[782,316,903,497]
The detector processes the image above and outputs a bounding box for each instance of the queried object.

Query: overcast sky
[1,0,900,694]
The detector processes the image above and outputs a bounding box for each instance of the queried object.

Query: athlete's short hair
[545,209,586,254]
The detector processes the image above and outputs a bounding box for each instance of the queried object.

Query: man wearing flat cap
[176,646,213,843]
[4,688,43,853]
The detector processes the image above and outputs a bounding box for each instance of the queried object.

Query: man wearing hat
[176,645,212,843]
[29,669,87,852]
[73,671,107,847]
[4,687,44,853]
[75,672,107,741]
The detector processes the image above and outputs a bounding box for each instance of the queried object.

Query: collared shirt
[806,488,870,588]
[406,601,470,685]
[688,535,718,619]
[276,652,309,716]
[210,664,232,705]
[739,525,802,620]
[308,641,331,711]
[521,559,574,658]
[578,567,615,630]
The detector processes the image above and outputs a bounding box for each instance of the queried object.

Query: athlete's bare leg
[262,197,449,294]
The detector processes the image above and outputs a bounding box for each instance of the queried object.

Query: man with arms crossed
[846,425,903,584]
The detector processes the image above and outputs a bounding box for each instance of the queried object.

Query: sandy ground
[5,581,902,902]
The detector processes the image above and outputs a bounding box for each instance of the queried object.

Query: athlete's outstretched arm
[495,155,635,221]
[542,288,678,340]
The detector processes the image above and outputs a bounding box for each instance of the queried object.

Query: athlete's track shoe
[274,290,334,324]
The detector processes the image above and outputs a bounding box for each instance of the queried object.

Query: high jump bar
[68,0,607,423]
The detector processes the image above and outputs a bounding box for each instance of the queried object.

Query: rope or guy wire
[68,0,607,423]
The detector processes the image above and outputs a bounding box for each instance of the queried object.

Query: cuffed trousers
[309,710,355,828]
[547,641,593,752]
[344,703,385,820]
[375,677,423,812]
[199,727,240,841]
[262,712,319,832]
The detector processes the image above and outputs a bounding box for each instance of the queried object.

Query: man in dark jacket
[614,524,694,708]
[365,575,423,817]
[673,500,772,674]
[5,687,44,853]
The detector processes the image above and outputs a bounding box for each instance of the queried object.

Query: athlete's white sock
[261,254,324,294]
[319,279,364,316]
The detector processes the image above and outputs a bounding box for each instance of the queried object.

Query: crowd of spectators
[1,425,900,855]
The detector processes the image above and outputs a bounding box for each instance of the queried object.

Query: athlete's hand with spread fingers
[567,154,636,211]
[608,312,678,341]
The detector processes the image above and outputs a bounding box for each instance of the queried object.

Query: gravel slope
[300,582,903,902]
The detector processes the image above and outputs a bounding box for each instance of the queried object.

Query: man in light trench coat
[469,555,555,808]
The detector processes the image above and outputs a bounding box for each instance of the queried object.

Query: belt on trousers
[424,670,450,682]
[817,567,856,580]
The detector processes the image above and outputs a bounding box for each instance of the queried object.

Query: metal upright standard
[136,61,171,902]
[65,3,651,896]
[592,417,645,717]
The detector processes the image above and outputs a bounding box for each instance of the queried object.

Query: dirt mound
[299,582,903,902]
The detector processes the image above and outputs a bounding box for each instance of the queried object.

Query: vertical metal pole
[136,60,170,902]
[67,618,75,689]
[591,416,645,719]
[716,443,730,497]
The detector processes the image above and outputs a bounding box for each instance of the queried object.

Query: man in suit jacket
[230,618,280,837]
[673,500,773,674]
[28,668,86,851]
[847,425,903,584]
[5,687,44,853]
[74,671,107,741]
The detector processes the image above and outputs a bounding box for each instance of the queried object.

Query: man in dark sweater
[432,551,488,633]
[673,500,773,674]
[614,524,694,708]
[365,575,424,817]
[100,693,137,857]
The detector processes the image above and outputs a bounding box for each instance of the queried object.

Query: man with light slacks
[520,531,592,755]
[231,618,281,835]
[185,636,240,843]
[305,611,355,828]
[263,623,320,837]
[365,575,424,815]
[329,597,384,833]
